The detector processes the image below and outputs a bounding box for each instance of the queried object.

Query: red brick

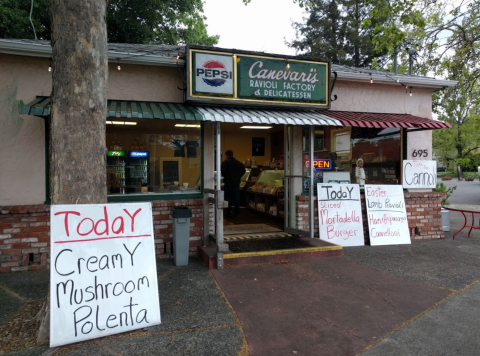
[13,243,30,249]
[29,265,47,271]
[4,249,21,255]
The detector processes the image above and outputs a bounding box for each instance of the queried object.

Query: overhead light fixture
[410,87,413,97]
[240,126,273,129]
[175,124,200,128]
[370,74,373,84]
[48,58,52,72]
[117,58,121,71]
[286,59,290,69]
[106,121,137,125]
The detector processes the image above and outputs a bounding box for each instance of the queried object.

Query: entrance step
[198,235,342,269]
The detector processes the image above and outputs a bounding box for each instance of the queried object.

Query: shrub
[433,182,457,205]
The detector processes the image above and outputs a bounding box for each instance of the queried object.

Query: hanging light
[48,58,52,72]
[370,74,373,84]
[286,59,290,69]
[410,87,413,96]
[117,58,121,71]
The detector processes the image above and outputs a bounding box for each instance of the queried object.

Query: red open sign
[305,159,332,170]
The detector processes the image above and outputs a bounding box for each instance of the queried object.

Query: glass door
[284,126,314,237]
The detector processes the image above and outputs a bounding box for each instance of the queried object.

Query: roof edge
[0,39,183,67]
[336,71,457,89]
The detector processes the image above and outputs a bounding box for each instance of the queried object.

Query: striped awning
[195,106,342,126]
[21,97,204,120]
[320,110,451,130]
[20,97,342,126]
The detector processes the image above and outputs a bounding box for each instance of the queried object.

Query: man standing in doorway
[221,149,246,217]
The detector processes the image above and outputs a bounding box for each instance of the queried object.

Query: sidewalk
[2,210,480,355]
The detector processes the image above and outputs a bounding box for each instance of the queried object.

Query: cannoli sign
[187,47,329,108]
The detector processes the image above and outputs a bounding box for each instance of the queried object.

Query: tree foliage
[433,66,480,176]
[288,0,389,66]
[0,0,218,45]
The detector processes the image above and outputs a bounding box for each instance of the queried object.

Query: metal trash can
[441,207,450,232]
[172,206,192,266]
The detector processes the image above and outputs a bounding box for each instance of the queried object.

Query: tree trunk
[37,0,108,345]
[457,163,463,181]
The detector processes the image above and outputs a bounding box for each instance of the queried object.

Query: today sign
[50,203,161,347]
[317,184,365,246]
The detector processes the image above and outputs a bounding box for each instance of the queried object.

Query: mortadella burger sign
[186,46,330,109]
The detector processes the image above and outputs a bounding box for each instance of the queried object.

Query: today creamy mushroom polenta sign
[50,203,161,347]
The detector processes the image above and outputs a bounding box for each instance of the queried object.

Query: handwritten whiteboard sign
[50,203,161,347]
[317,184,365,246]
[365,185,411,246]
[403,160,437,189]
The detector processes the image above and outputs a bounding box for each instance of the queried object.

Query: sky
[202,0,306,56]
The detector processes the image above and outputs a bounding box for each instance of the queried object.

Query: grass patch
[437,171,478,179]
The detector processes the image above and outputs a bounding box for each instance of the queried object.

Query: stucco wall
[0,54,50,205]
[0,53,184,205]
[332,80,433,160]
[1,52,439,205]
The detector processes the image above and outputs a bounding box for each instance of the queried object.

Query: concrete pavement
[2,206,480,355]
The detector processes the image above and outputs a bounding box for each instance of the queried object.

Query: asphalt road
[441,177,480,205]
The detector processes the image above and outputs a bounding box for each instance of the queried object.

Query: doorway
[217,122,284,236]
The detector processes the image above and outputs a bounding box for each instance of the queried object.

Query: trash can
[441,207,450,232]
[172,206,192,266]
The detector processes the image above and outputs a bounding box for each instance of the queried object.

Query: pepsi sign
[194,53,234,95]
[130,151,149,157]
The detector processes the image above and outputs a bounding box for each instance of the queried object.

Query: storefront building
[0,39,455,272]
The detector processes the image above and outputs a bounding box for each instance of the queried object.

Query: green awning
[20,97,203,120]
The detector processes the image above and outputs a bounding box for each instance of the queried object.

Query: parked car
[437,166,446,172]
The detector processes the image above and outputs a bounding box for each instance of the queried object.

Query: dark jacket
[221,157,246,184]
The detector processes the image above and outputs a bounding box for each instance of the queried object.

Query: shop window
[302,126,401,194]
[106,119,201,196]
[351,127,401,185]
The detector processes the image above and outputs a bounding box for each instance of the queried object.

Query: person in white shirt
[355,158,365,186]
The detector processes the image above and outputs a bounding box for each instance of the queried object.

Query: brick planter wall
[296,192,445,242]
[0,199,204,273]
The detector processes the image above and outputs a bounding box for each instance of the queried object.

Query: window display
[106,119,201,195]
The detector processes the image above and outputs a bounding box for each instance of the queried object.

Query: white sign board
[365,185,411,246]
[403,160,437,189]
[50,203,161,347]
[317,184,365,247]
[194,52,234,95]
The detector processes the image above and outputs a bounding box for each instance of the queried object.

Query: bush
[433,182,457,205]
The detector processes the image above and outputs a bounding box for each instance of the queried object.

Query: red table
[443,204,480,239]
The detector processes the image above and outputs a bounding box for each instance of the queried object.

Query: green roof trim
[20,97,204,121]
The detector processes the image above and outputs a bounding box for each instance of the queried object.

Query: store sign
[187,46,329,108]
[305,159,332,170]
[237,55,327,104]
[130,151,149,158]
[193,52,234,95]
[50,203,161,347]
[364,185,411,246]
[107,151,126,157]
[403,160,436,189]
[317,184,365,247]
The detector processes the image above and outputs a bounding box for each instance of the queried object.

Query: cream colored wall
[0,53,184,205]
[0,54,51,205]
[332,80,434,160]
[221,131,271,165]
